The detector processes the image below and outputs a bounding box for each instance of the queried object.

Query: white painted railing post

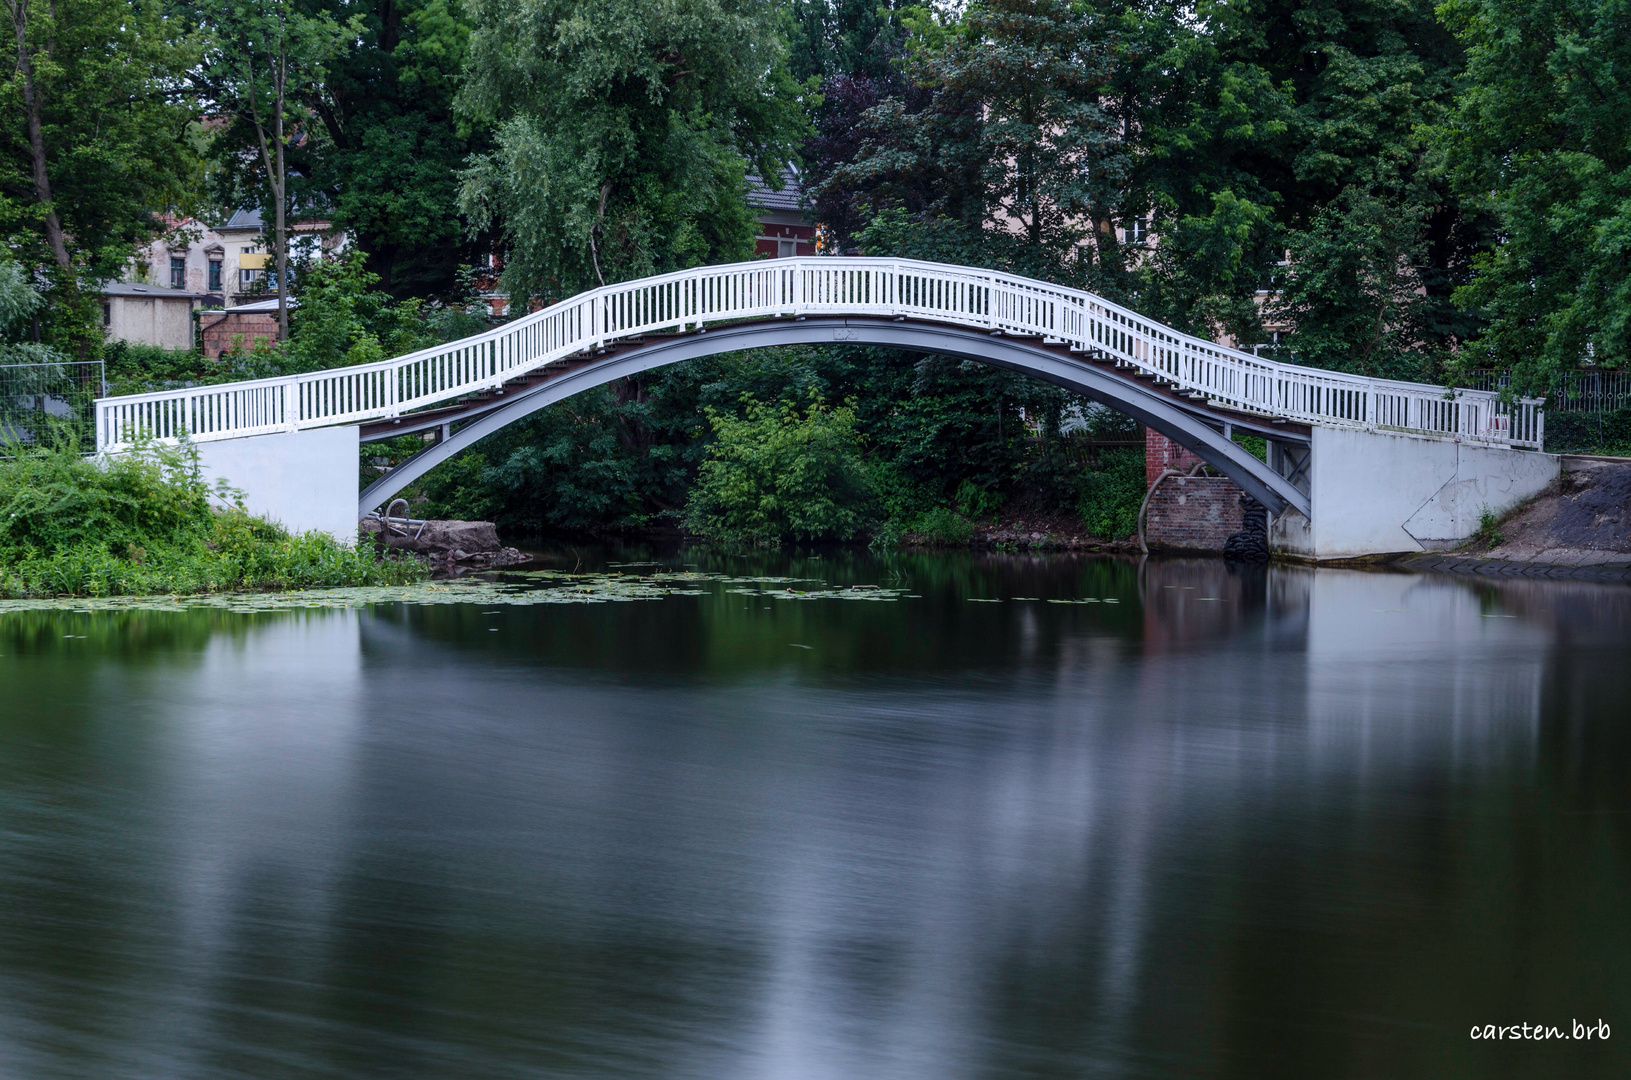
[87,257,1546,453]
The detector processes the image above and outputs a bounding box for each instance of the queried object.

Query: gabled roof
[747,168,803,213]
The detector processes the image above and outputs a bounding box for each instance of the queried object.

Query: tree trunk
[275,42,289,342]
[8,0,71,271]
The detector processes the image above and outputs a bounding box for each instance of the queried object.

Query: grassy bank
[0,439,422,598]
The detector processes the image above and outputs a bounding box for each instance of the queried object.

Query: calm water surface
[1,550,1628,1079]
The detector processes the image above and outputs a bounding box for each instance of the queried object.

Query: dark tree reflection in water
[1,551,1627,1078]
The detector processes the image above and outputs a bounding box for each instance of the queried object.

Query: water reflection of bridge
[11,561,1620,1075]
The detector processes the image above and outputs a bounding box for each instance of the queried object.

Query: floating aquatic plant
[0,569,914,615]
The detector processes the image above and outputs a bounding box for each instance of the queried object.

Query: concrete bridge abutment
[1269,427,1559,560]
[169,421,1556,561]
[192,426,361,544]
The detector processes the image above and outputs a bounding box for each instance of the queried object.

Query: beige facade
[100,211,348,351]
[131,210,346,310]
[99,283,208,350]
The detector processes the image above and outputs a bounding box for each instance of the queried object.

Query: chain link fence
[0,359,106,453]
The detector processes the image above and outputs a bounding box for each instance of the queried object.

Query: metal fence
[1,359,106,453]
[1463,369,1631,413]
[95,257,1546,452]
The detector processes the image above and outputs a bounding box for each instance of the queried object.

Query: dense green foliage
[2,0,199,350]
[0,439,422,597]
[685,400,875,544]
[1439,0,1631,392]
[0,253,52,364]
[816,0,1478,377]
[279,250,436,371]
[1075,447,1145,541]
[1543,409,1631,458]
[456,0,807,297]
[407,344,1132,543]
[305,0,487,298]
[815,0,1132,285]
[7,0,1624,554]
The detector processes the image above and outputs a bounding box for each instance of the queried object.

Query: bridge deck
[95,257,1540,456]
[356,319,1312,446]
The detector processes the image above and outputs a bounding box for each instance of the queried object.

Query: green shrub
[954,479,1004,519]
[102,340,216,394]
[685,398,876,545]
[1232,432,1268,461]
[913,506,974,544]
[0,435,214,557]
[1544,408,1631,457]
[1076,447,1145,539]
[0,437,422,597]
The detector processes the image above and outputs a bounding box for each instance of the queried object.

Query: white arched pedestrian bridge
[95,258,1553,557]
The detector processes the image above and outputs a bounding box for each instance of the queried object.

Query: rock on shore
[359,518,531,569]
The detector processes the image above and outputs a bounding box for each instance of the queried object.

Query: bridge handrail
[94,257,1544,452]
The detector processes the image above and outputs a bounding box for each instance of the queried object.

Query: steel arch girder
[358,318,1313,519]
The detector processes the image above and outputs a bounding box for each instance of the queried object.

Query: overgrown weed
[0,435,421,597]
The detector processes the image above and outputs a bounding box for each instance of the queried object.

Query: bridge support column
[1273,427,1560,560]
[194,426,360,543]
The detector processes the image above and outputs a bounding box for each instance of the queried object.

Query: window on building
[208,260,223,291]
[170,256,186,289]
[777,239,796,258]
[102,303,112,328]
[1127,217,1148,245]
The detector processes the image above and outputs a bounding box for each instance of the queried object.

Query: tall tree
[303,0,486,299]
[456,0,807,299]
[818,0,1132,287]
[1,0,198,348]
[1135,0,1476,370]
[1439,0,1631,391]
[786,0,907,83]
[191,0,354,340]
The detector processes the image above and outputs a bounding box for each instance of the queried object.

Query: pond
[1,549,1627,1078]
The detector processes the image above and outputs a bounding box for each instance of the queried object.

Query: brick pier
[1142,429,1246,552]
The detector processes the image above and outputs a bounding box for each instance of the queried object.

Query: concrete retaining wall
[194,426,360,543]
[1273,427,1560,560]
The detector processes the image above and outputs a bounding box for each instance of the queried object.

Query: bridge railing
[95,257,1543,452]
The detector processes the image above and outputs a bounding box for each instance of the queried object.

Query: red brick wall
[1144,427,1206,487]
[201,311,278,358]
[1143,475,1246,551]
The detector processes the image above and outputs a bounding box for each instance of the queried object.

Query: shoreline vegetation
[0,438,422,600]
